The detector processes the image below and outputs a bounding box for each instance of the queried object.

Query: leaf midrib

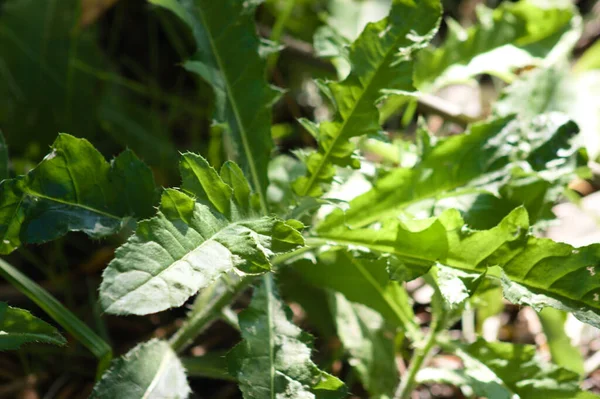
[194,4,268,214]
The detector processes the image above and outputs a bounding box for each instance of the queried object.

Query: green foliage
[90,339,191,399]
[0,134,158,254]
[293,0,441,197]
[414,0,581,91]
[0,301,65,350]
[227,275,346,399]
[321,113,584,231]
[99,153,304,315]
[1,0,599,397]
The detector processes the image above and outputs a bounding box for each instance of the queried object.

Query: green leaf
[0,258,112,376]
[293,0,441,197]
[149,0,275,212]
[434,338,582,399]
[494,66,600,161]
[91,339,190,399]
[320,113,584,231]
[414,0,581,91]
[293,249,421,341]
[317,206,600,328]
[100,153,304,315]
[181,351,235,381]
[0,301,65,350]
[574,40,600,73]
[0,134,158,254]
[538,307,584,375]
[329,292,398,398]
[227,275,346,399]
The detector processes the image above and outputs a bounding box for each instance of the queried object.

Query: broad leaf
[320,113,584,231]
[0,134,157,254]
[100,154,304,315]
[90,339,191,399]
[0,302,66,350]
[414,0,581,91]
[329,292,398,398]
[293,250,420,341]
[538,307,584,375]
[318,206,600,328]
[420,338,582,399]
[495,66,600,161]
[293,0,441,197]
[228,275,346,399]
[150,0,276,211]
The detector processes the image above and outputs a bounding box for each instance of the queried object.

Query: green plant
[1,0,600,397]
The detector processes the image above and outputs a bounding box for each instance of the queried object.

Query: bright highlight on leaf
[90,339,191,399]
[293,0,442,197]
[0,301,66,350]
[228,275,346,399]
[100,154,304,315]
[0,134,158,254]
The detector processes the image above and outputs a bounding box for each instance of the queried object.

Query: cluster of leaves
[1,0,600,398]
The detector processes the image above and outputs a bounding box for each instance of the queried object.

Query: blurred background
[1,0,599,397]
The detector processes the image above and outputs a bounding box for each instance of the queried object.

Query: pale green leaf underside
[100,154,303,315]
[0,301,66,350]
[91,339,190,399]
[150,0,274,211]
[329,293,398,398]
[317,206,600,329]
[0,134,157,254]
[294,0,441,197]
[228,275,346,399]
[414,0,580,91]
[320,113,583,231]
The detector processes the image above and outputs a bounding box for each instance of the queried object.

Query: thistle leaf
[91,339,191,399]
[0,302,66,350]
[0,134,157,254]
[149,0,275,212]
[293,0,441,197]
[228,275,346,399]
[100,154,304,315]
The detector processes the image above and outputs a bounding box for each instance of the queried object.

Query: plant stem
[169,275,253,353]
[0,258,113,379]
[266,0,296,74]
[393,318,440,399]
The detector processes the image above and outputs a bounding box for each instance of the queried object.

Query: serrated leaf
[228,275,346,399]
[292,250,420,341]
[317,205,600,328]
[150,0,275,212]
[0,301,66,350]
[329,292,398,398]
[100,153,304,315]
[431,338,583,399]
[0,134,158,254]
[495,66,600,161]
[320,113,583,231]
[293,0,441,197]
[90,339,190,399]
[414,0,581,91]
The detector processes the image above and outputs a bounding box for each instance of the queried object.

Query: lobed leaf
[91,339,190,399]
[0,134,157,254]
[100,153,304,315]
[329,292,399,398]
[0,301,66,350]
[293,0,441,197]
[150,0,276,212]
[227,275,346,399]
[317,206,600,329]
[320,113,584,231]
[414,0,581,91]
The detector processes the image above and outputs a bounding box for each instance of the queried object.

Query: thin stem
[394,318,440,399]
[169,275,253,353]
[266,0,296,74]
